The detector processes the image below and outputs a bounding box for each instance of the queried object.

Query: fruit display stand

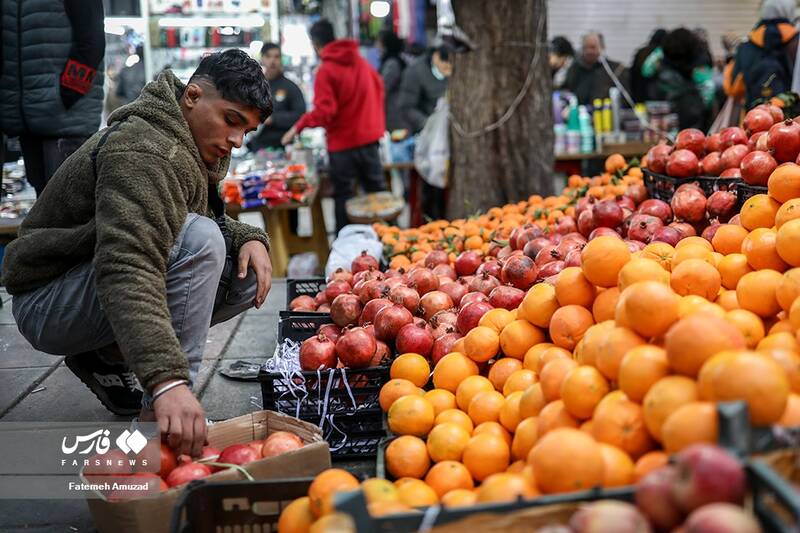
[642,168,741,203]
[285,278,329,316]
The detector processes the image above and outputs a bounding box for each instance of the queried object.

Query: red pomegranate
[701,223,722,242]
[756,131,770,151]
[439,280,469,307]
[317,324,342,343]
[335,327,377,368]
[675,128,706,157]
[671,187,708,223]
[456,300,494,335]
[719,144,750,170]
[748,131,767,152]
[577,209,597,237]
[705,133,722,153]
[646,143,673,174]
[757,103,784,122]
[624,240,646,253]
[535,245,562,267]
[353,267,384,285]
[359,279,389,305]
[351,251,379,273]
[389,285,420,314]
[383,268,404,279]
[513,226,544,251]
[768,119,800,162]
[373,303,414,341]
[500,255,538,290]
[454,251,482,276]
[564,248,582,267]
[431,333,461,364]
[299,334,338,371]
[459,291,490,309]
[523,237,553,260]
[743,107,775,134]
[638,199,673,223]
[328,268,354,285]
[651,226,682,246]
[314,292,329,307]
[625,183,648,205]
[395,322,434,357]
[431,309,458,331]
[317,304,331,313]
[424,250,449,269]
[720,167,742,178]
[588,227,622,240]
[289,295,316,312]
[476,259,502,279]
[432,263,457,281]
[488,285,525,311]
[556,237,585,259]
[627,213,664,243]
[418,291,455,321]
[592,199,625,228]
[719,127,748,149]
[330,293,362,327]
[669,221,697,238]
[384,276,406,290]
[407,268,439,296]
[430,321,456,341]
[469,271,501,295]
[553,216,578,235]
[700,152,723,176]
[740,150,777,186]
[575,196,595,218]
[359,298,393,326]
[666,149,700,178]
[706,190,737,222]
[537,260,566,281]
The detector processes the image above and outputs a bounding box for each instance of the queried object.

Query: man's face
[181,81,262,167]
[582,36,602,66]
[432,52,453,78]
[261,48,282,80]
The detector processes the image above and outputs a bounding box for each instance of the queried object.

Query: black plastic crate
[735,183,770,210]
[170,477,313,533]
[312,410,386,460]
[643,168,741,202]
[285,278,328,315]
[277,314,335,342]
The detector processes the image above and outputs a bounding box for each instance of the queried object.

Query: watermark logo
[116,429,148,454]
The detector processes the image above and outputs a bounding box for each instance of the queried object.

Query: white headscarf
[760,0,797,21]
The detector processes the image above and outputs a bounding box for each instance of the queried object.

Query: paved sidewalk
[0,280,286,532]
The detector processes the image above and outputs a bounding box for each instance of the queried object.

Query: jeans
[11,213,258,390]
[328,142,387,233]
[19,135,87,196]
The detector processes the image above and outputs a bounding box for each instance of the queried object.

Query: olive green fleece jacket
[1,70,270,392]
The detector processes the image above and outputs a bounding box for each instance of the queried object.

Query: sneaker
[65,352,143,416]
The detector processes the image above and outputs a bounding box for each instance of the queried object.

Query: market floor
[0,280,287,532]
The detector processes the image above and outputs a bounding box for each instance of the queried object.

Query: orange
[778,393,800,427]
[278,496,315,533]
[462,433,510,481]
[676,236,714,251]
[776,268,800,311]
[424,389,456,417]
[361,478,399,504]
[598,443,635,488]
[605,153,627,173]
[434,409,474,434]
[671,244,714,269]
[775,198,800,228]
[618,345,670,402]
[768,162,800,203]
[390,353,431,388]
[367,500,411,517]
[618,281,678,338]
[711,224,749,255]
[533,346,572,373]
[661,401,719,454]
[523,342,555,371]
[452,374,493,410]
[664,314,747,377]
[529,428,604,494]
[463,326,500,363]
[641,242,675,271]
[424,461,474,498]
[479,308,515,334]
[385,436,431,479]
[537,399,579,436]
[742,228,788,272]
[589,287,619,325]
[560,365,610,419]
[387,395,435,437]
[511,417,539,461]
[440,489,477,508]
[500,320,546,360]
[596,326,646,382]
[467,390,506,425]
[614,289,633,329]
[718,253,753,290]
[432,353,479,393]
[769,320,794,334]
[555,267,597,308]
[476,473,538,503]
[426,423,470,463]
[540,358,579,402]
[518,283,559,328]
[379,379,423,412]
[617,258,669,292]
[451,337,465,355]
[698,350,789,425]
[549,304,595,351]
[736,269,784,318]
[395,478,438,507]
[777,218,800,266]
[502,369,538,396]
[518,383,546,419]
[576,321,615,367]
[633,451,668,482]
[592,396,654,459]
[642,376,699,442]
[678,295,726,319]
[715,289,739,310]
[670,259,721,300]
[473,421,513,448]
[308,513,355,531]
[499,390,524,432]
[740,194,780,230]
[487,357,523,391]
[762,349,800,393]
[759,332,800,353]
[581,236,631,287]
[725,309,766,348]
[308,469,360,518]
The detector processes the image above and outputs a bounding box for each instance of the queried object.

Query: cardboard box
[86,410,330,533]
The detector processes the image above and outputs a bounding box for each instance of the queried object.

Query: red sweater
[295,40,386,152]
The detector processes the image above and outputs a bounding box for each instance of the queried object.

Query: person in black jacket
[399,45,451,134]
[378,30,408,132]
[247,43,306,152]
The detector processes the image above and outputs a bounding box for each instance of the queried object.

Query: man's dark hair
[434,44,452,62]
[189,49,273,121]
[260,42,281,56]
[662,27,700,79]
[379,30,406,68]
[550,36,574,58]
[309,19,335,49]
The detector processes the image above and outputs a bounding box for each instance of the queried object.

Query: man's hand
[281,125,298,146]
[152,381,206,458]
[239,241,272,308]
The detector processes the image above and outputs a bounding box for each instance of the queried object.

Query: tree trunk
[447,0,554,219]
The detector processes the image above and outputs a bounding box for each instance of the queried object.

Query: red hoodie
[295,40,385,152]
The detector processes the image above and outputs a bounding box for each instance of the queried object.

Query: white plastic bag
[324,224,383,279]
[414,97,450,189]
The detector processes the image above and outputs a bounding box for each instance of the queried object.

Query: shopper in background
[247,42,306,152]
[378,30,408,133]
[116,45,147,106]
[550,36,575,90]
[565,32,629,105]
[630,29,666,102]
[725,0,798,107]
[2,50,273,456]
[0,0,105,196]
[399,45,452,135]
[282,19,387,233]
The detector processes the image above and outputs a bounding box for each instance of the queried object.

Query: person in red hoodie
[281,19,387,232]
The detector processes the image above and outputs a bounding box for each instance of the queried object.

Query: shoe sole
[64,356,141,416]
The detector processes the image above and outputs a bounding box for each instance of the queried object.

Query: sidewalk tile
[0,367,56,416]
[0,326,63,369]
[220,315,277,360]
[200,372,263,421]
[0,500,94,532]
[0,303,15,325]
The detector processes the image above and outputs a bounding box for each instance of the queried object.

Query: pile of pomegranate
[647,103,800,186]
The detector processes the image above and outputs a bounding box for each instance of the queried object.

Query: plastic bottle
[578,105,594,153]
[602,98,612,133]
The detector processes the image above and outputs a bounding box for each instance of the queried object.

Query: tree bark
[447,0,554,219]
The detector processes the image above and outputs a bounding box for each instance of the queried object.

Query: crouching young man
[1,50,273,457]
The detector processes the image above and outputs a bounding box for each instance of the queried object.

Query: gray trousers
[11,213,257,387]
